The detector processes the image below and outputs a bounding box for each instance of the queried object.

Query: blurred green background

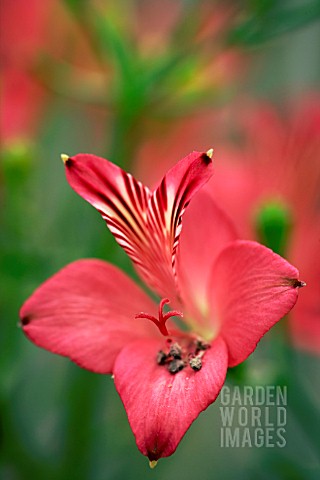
[1,1,320,479]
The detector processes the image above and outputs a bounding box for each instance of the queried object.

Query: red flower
[20,150,304,464]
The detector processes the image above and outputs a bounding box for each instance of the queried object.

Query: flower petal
[64,151,213,298]
[113,336,228,460]
[150,151,214,277]
[208,240,302,367]
[20,259,159,373]
[64,154,151,268]
[177,191,238,329]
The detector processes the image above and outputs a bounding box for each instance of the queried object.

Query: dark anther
[168,359,185,374]
[169,343,182,359]
[156,350,168,365]
[157,336,210,374]
[195,340,210,352]
[189,356,202,371]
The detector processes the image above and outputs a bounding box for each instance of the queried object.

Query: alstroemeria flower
[20,151,304,465]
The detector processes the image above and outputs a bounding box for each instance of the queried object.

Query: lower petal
[113,336,228,461]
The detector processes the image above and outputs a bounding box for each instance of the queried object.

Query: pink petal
[64,151,213,298]
[113,336,227,460]
[208,240,303,367]
[177,191,237,327]
[20,259,159,373]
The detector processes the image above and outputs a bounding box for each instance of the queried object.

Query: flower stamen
[155,336,211,374]
[135,298,183,336]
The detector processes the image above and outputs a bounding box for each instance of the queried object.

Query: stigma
[135,298,183,336]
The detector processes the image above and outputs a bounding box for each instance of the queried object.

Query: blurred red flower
[209,97,320,354]
[0,0,54,140]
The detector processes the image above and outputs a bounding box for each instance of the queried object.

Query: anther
[168,359,185,374]
[156,350,168,365]
[195,339,210,353]
[189,356,202,371]
[189,344,208,371]
[169,343,182,359]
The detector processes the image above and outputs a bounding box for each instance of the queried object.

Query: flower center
[135,299,211,374]
[156,337,210,374]
[135,298,183,336]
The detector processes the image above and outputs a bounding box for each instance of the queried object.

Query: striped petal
[64,151,213,297]
[64,154,150,260]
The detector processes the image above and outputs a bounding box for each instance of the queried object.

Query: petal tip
[61,153,70,164]
[149,460,158,469]
[285,278,307,288]
[20,314,32,326]
[206,148,214,159]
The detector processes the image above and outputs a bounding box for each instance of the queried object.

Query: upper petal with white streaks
[64,151,213,298]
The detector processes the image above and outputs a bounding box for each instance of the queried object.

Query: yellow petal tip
[61,153,69,164]
[206,148,214,159]
[149,460,158,469]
